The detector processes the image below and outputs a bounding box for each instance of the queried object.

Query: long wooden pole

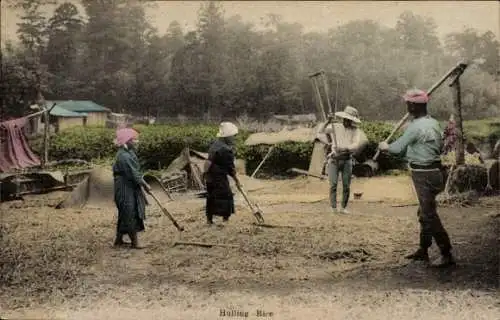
[25,109,45,120]
[289,167,327,180]
[40,95,49,168]
[173,241,239,248]
[312,77,327,121]
[41,103,57,169]
[451,78,465,165]
[371,61,468,159]
[320,72,333,115]
[310,71,336,177]
[334,79,339,114]
[251,145,275,178]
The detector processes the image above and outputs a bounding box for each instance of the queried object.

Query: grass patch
[463,117,500,143]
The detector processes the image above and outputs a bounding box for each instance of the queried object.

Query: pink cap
[403,89,429,103]
[115,128,138,146]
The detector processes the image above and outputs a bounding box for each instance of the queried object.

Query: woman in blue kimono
[112,127,151,248]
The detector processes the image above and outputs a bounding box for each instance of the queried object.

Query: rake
[236,184,265,224]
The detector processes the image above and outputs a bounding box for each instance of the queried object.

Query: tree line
[1,0,499,121]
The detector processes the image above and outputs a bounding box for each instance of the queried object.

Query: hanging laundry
[0,117,41,172]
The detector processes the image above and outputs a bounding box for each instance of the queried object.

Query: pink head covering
[115,128,138,146]
[403,89,429,104]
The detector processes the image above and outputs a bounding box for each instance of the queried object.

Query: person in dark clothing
[112,127,151,249]
[203,122,242,225]
[378,89,456,268]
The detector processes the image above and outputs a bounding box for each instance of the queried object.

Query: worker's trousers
[411,169,452,254]
[328,158,352,209]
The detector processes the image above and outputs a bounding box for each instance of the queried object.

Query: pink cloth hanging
[0,117,41,172]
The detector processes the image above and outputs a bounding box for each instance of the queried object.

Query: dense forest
[1,0,499,121]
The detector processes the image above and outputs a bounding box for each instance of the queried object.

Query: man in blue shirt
[378,89,455,268]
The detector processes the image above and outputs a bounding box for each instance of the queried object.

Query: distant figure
[203,122,242,225]
[378,89,455,268]
[318,106,368,214]
[112,128,151,249]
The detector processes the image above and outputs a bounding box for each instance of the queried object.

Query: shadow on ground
[330,206,499,292]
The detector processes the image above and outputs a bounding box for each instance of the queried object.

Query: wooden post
[37,90,49,169]
[311,77,326,121]
[450,77,465,166]
[320,72,333,114]
[43,109,49,167]
[334,79,339,114]
[443,164,456,196]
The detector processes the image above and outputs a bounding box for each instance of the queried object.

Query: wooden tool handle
[372,113,409,161]
[146,189,184,232]
[321,73,333,115]
[236,184,253,209]
[372,61,468,161]
[143,174,174,200]
[140,186,150,206]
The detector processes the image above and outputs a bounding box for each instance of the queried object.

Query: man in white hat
[318,106,368,214]
[203,122,242,225]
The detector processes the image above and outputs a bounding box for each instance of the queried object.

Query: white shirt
[317,122,368,157]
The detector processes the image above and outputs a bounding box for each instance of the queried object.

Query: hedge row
[30,122,406,176]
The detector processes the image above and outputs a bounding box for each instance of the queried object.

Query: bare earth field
[1,175,499,320]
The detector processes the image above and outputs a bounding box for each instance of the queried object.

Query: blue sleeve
[388,124,419,155]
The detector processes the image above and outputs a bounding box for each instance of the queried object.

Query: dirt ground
[1,175,499,320]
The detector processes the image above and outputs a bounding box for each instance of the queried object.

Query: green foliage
[137,124,218,169]
[241,122,407,175]
[242,142,314,176]
[32,118,500,175]
[31,126,115,161]
[32,125,250,170]
[463,117,500,145]
[36,121,409,175]
[360,121,400,142]
[358,121,407,171]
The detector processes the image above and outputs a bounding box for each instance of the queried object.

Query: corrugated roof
[50,105,88,117]
[46,100,110,113]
